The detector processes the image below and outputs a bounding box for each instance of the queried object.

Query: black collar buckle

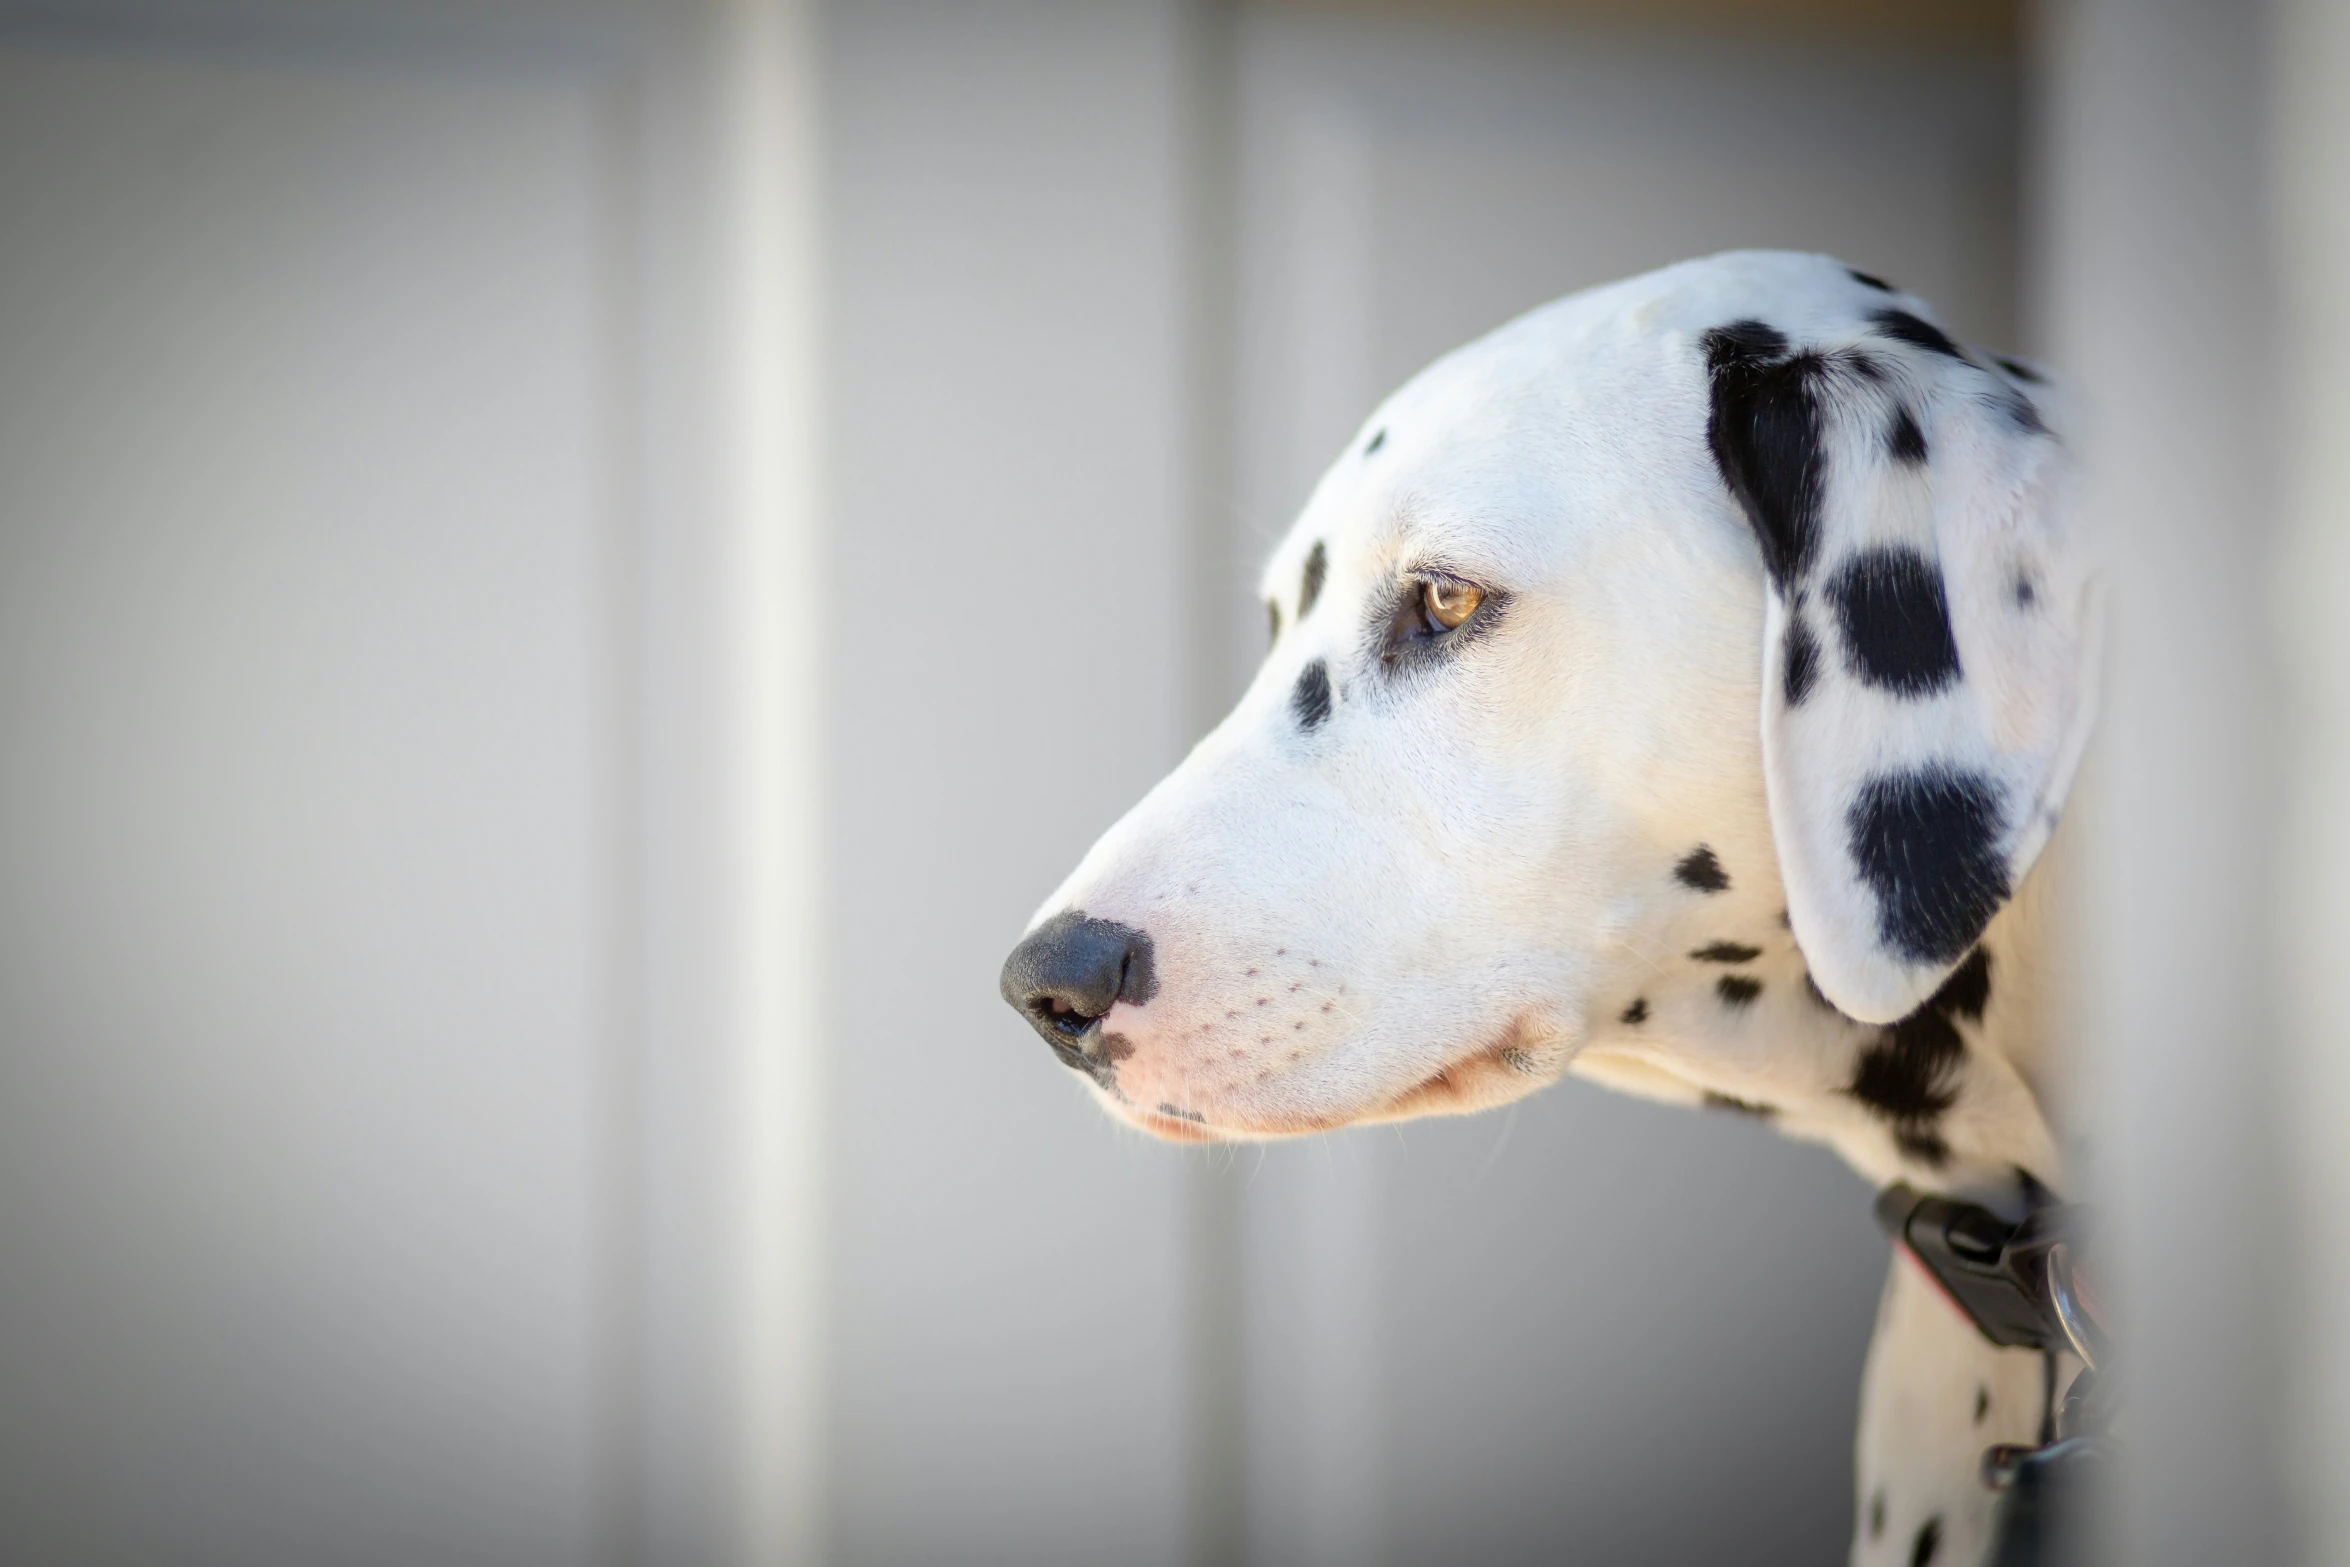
[1875,1182,2118,1566]
[1873,1182,2108,1370]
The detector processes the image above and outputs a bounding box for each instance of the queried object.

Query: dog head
[1001,251,2099,1143]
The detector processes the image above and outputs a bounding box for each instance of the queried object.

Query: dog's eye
[1422,578,1483,631]
[1381,572,1502,670]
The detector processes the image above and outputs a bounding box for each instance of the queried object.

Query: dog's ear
[1704,316,2101,1023]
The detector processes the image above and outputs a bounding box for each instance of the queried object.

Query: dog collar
[1878,1185,2123,1562]
[1873,1182,2109,1371]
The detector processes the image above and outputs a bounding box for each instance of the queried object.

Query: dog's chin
[1126,1106,1225,1144]
[1358,1036,1557,1125]
[1103,1015,1562,1143]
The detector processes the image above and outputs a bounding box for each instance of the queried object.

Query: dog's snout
[1000,911,1157,1067]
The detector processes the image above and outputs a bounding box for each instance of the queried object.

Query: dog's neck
[1574,831,2075,1215]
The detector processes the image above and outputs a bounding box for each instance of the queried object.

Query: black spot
[1995,355,2047,385]
[1975,1385,1991,1424]
[1291,659,1332,729]
[1846,947,1992,1160]
[1364,427,1386,455]
[1708,316,1787,359]
[1298,540,1328,619]
[1872,308,1964,361]
[1716,975,1763,1008]
[1620,997,1648,1026]
[1783,607,1821,706]
[1267,599,1281,644]
[1850,1010,1962,1166]
[1929,947,1992,1021]
[1849,268,1896,293]
[1673,844,1731,894]
[2014,574,2036,608]
[1155,1102,1206,1124]
[1703,320,1826,589]
[1903,1123,1949,1165]
[1887,405,1929,465]
[1848,769,2010,963]
[1851,1003,1964,1117]
[1846,350,1887,382]
[1828,546,1962,696]
[1911,1514,1942,1566]
[1997,387,2050,436]
[1702,1090,1775,1119]
[1869,1490,1886,1541]
[1691,941,1763,963]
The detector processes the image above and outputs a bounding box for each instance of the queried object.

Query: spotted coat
[1003,251,2100,1564]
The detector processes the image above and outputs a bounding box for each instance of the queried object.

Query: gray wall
[2039,1,2290,1560]
[0,17,632,1564]
[0,4,827,1562]
[822,3,1199,1562]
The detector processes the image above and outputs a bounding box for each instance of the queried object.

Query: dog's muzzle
[999,911,1157,1081]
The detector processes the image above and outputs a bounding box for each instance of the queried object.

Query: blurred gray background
[0,1,2315,1565]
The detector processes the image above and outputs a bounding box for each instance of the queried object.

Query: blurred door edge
[624,2,831,1563]
[0,1,831,1562]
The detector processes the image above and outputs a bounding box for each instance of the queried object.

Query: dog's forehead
[1259,251,1881,600]
[1261,397,1587,598]
[1259,301,1688,597]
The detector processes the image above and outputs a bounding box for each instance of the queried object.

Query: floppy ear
[1704,313,2102,1024]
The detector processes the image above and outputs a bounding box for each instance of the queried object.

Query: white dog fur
[1003,250,2100,1565]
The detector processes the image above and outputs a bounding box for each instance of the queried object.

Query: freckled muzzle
[999,911,1157,1084]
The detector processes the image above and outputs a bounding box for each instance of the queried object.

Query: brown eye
[1422,578,1483,631]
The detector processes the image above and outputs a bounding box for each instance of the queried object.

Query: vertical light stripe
[715,0,827,1560]
[2271,0,2350,1554]
[2036,1,2288,1559]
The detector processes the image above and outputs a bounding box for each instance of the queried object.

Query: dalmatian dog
[1000,250,2100,1566]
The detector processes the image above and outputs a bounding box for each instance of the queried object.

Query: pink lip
[1132,1108,1221,1143]
[1112,1012,1545,1143]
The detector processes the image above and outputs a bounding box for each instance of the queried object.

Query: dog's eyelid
[1399,557,1503,596]
[1401,563,1499,609]
[1399,553,1475,582]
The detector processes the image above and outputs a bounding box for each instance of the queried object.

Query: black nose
[1000,910,1157,1072]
